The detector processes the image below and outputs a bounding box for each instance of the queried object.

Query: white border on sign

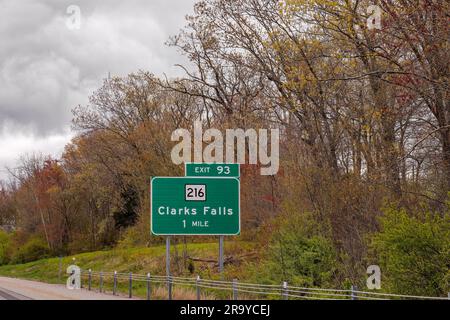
[150,176,241,236]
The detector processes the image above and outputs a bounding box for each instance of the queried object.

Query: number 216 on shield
[185,184,206,201]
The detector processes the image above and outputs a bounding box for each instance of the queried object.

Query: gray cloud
[0,0,196,136]
[0,0,197,178]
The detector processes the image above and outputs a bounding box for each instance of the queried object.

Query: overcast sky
[0,0,196,178]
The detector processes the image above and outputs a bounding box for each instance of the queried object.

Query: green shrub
[255,213,338,288]
[369,206,450,296]
[117,217,151,249]
[10,237,50,264]
[0,231,11,265]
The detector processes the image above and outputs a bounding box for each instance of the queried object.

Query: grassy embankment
[0,241,256,299]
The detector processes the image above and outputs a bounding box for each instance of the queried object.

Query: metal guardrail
[78,269,449,300]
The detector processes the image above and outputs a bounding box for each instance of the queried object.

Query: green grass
[0,241,256,299]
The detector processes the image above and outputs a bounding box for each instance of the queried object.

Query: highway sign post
[185,163,240,178]
[152,164,241,278]
[219,235,224,275]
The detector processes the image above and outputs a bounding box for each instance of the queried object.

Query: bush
[117,216,151,249]
[10,237,51,264]
[255,212,338,288]
[369,206,450,296]
[0,231,11,265]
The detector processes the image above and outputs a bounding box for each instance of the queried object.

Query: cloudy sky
[0,0,196,178]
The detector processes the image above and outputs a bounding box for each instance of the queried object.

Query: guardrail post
[351,285,358,300]
[282,281,288,300]
[113,271,117,296]
[196,275,201,300]
[146,273,151,300]
[99,271,103,293]
[129,272,133,298]
[168,276,173,300]
[232,279,238,300]
[88,269,92,291]
[448,292,450,300]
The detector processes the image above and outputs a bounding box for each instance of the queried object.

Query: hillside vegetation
[0,241,257,299]
[0,241,256,282]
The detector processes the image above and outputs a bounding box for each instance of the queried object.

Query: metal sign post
[166,236,171,277]
[219,236,224,276]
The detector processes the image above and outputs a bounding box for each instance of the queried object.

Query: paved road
[0,276,133,300]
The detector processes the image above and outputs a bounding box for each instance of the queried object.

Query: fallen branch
[187,252,257,267]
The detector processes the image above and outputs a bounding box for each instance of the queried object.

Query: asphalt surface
[0,276,133,300]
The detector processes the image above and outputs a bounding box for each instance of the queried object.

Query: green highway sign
[185,163,240,178]
[151,177,240,235]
